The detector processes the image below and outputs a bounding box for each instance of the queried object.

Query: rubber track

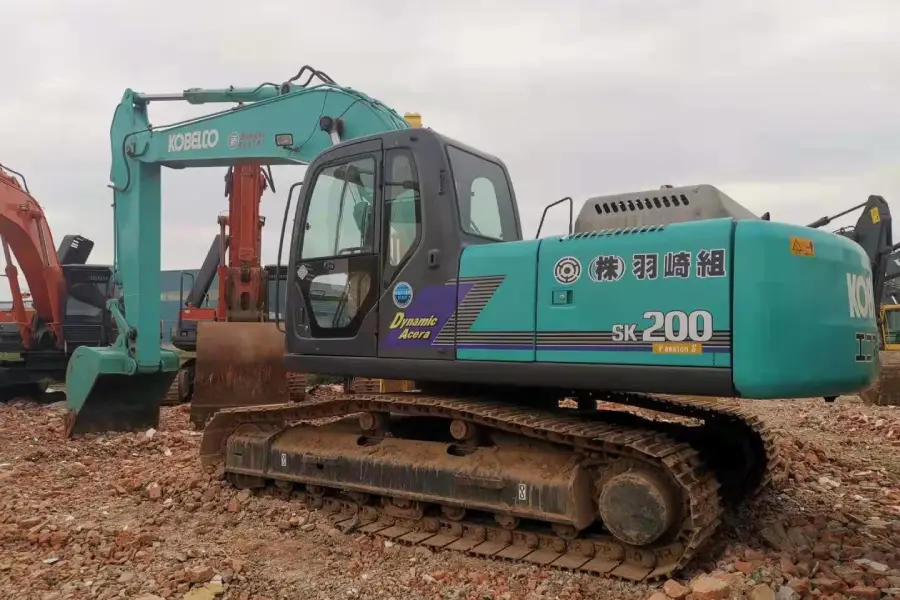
[201,392,780,581]
[625,393,787,493]
[162,375,182,406]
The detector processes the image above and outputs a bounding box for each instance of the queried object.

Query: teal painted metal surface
[457,240,538,362]
[452,216,878,400]
[65,79,412,434]
[732,220,878,398]
[536,219,732,367]
[455,219,733,366]
[135,85,409,169]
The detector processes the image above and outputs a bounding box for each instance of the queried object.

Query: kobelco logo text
[847,272,875,319]
[167,129,219,152]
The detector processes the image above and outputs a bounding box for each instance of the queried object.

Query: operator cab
[61,265,117,349]
[283,127,522,375]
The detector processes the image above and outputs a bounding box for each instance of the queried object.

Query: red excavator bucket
[189,321,299,429]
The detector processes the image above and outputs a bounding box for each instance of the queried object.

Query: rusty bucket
[189,321,291,429]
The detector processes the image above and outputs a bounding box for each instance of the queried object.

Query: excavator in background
[164,233,222,405]
[0,164,116,401]
[877,252,900,405]
[163,162,307,428]
[65,66,878,581]
[807,196,900,405]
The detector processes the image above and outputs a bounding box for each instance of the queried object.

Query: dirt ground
[1,394,898,600]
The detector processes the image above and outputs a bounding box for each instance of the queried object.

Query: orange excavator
[0,164,116,401]
[168,164,305,427]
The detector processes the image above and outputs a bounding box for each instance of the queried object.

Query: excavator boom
[64,68,411,434]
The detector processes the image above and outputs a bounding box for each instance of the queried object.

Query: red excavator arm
[0,165,65,348]
[217,164,268,322]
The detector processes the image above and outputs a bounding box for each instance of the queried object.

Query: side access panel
[454,240,539,362]
[535,219,734,370]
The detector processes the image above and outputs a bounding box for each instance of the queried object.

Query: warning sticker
[871,207,881,224]
[790,236,815,257]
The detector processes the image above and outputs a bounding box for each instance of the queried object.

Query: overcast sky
[1,0,898,299]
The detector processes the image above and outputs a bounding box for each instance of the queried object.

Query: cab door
[375,147,457,360]
[286,139,382,357]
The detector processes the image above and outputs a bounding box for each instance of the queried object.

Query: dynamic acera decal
[392,281,414,309]
[389,313,439,340]
[296,264,309,280]
[553,256,582,284]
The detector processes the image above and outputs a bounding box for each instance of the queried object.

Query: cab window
[446,145,518,241]
[299,156,376,260]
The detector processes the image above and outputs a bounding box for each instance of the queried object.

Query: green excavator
[65,66,878,581]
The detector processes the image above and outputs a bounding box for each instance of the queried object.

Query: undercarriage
[198,391,784,581]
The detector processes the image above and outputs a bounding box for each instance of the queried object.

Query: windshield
[66,281,107,319]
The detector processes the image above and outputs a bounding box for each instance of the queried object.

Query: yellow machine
[862,303,900,405]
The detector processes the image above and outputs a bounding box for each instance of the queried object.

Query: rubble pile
[0,395,897,600]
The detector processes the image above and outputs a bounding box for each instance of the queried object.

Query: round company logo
[392,281,413,309]
[296,264,309,280]
[228,132,239,149]
[553,256,582,284]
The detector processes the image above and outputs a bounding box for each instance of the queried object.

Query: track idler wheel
[597,461,683,547]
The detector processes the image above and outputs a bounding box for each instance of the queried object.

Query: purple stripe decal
[383,282,476,348]
[455,344,731,353]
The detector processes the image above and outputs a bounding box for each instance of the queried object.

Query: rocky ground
[0,393,898,600]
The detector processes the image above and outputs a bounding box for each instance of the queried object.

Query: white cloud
[0,0,898,301]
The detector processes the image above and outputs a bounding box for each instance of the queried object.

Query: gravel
[0,394,897,600]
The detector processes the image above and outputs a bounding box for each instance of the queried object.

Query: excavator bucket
[189,321,293,429]
[64,346,180,437]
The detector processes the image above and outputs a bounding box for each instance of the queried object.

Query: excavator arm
[0,165,68,349]
[65,66,412,435]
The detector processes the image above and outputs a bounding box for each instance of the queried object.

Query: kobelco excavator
[67,66,878,581]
